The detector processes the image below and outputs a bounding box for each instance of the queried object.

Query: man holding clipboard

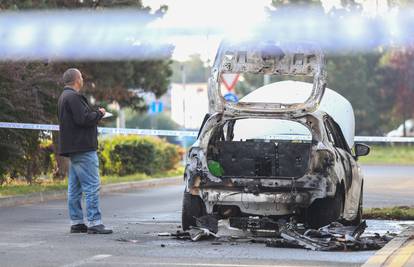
[57,68,112,234]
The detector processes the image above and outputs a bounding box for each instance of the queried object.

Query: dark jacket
[57,87,103,157]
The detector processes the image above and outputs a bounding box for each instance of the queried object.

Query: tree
[0,0,173,181]
[325,52,390,135]
[1,1,172,112]
[0,61,60,183]
[171,54,209,83]
[380,46,414,136]
[259,0,395,135]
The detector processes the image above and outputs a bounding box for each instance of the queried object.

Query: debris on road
[158,217,397,251]
[188,215,219,241]
[266,220,395,251]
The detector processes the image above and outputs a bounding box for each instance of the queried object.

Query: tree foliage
[325,52,388,135]
[171,54,208,83]
[379,46,414,134]
[0,0,173,181]
[233,0,401,136]
[0,62,60,183]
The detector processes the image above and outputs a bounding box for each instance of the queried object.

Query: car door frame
[323,115,362,220]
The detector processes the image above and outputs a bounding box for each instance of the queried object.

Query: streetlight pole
[181,64,186,130]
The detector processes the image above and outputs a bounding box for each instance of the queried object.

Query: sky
[143,0,390,62]
[0,0,393,62]
[144,0,271,62]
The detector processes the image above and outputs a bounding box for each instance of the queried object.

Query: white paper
[102,112,113,118]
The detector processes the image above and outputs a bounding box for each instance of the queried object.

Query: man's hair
[62,68,80,86]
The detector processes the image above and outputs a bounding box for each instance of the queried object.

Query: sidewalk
[363,226,414,267]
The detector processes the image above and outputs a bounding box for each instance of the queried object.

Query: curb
[0,176,182,208]
[362,226,414,267]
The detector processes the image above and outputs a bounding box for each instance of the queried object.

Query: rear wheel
[181,192,206,230]
[307,185,344,229]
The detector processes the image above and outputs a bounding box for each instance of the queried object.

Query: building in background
[170,83,208,129]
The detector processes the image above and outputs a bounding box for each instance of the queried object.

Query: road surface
[363,165,414,208]
[0,164,413,267]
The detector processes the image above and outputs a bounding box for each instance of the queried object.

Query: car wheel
[307,185,344,229]
[181,191,206,231]
[350,184,363,225]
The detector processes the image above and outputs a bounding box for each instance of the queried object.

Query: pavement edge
[362,225,414,267]
[0,176,182,208]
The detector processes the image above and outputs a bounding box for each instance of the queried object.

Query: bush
[99,135,183,176]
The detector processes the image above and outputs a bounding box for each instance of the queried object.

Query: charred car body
[182,41,370,230]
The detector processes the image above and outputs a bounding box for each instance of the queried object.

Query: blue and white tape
[1,122,414,143]
[0,122,197,137]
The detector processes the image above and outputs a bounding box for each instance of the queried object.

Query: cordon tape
[0,122,413,143]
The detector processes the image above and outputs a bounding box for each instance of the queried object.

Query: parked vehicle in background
[386,119,414,137]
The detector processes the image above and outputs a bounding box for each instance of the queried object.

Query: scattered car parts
[162,215,395,251]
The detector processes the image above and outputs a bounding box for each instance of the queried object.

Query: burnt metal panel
[278,142,311,177]
[215,141,311,178]
[216,141,276,177]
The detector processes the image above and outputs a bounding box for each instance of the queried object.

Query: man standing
[57,68,112,234]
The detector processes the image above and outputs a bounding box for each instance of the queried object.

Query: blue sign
[223,92,239,103]
[149,101,164,114]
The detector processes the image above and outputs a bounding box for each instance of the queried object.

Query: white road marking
[0,241,45,248]
[107,262,301,267]
[61,254,112,267]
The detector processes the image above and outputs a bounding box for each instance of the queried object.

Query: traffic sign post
[149,101,164,114]
[221,73,239,91]
[223,92,239,103]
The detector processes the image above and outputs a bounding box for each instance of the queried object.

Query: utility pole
[181,64,186,129]
[264,74,271,85]
[115,102,125,129]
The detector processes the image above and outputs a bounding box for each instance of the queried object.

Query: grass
[363,206,414,220]
[358,145,414,165]
[0,166,184,197]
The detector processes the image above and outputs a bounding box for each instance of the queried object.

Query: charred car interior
[182,40,371,233]
[207,119,312,179]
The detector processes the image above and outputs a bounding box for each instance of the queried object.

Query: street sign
[221,73,239,91]
[149,101,163,114]
[223,92,239,103]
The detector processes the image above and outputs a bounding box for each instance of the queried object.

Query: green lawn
[359,145,414,165]
[363,206,414,220]
[0,167,184,197]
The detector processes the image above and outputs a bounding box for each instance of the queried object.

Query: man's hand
[98,107,106,117]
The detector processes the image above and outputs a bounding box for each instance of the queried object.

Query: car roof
[240,80,355,148]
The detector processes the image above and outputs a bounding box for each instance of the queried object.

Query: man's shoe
[87,224,113,234]
[70,224,88,233]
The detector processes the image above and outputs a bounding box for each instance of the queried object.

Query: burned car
[182,41,370,230]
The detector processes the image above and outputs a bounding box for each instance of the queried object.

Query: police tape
[0,122,198,137]
[1,122,414,142]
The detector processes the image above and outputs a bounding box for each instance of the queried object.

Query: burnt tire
[307,186,344,229]
[181,192,206,231]
[350,184,363,226]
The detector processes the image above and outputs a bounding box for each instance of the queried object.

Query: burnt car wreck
[182,40,371,233]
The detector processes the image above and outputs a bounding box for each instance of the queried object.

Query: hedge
[99,135,184,176]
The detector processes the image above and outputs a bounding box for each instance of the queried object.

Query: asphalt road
[0,164,413,267]
[362,165,414,208]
